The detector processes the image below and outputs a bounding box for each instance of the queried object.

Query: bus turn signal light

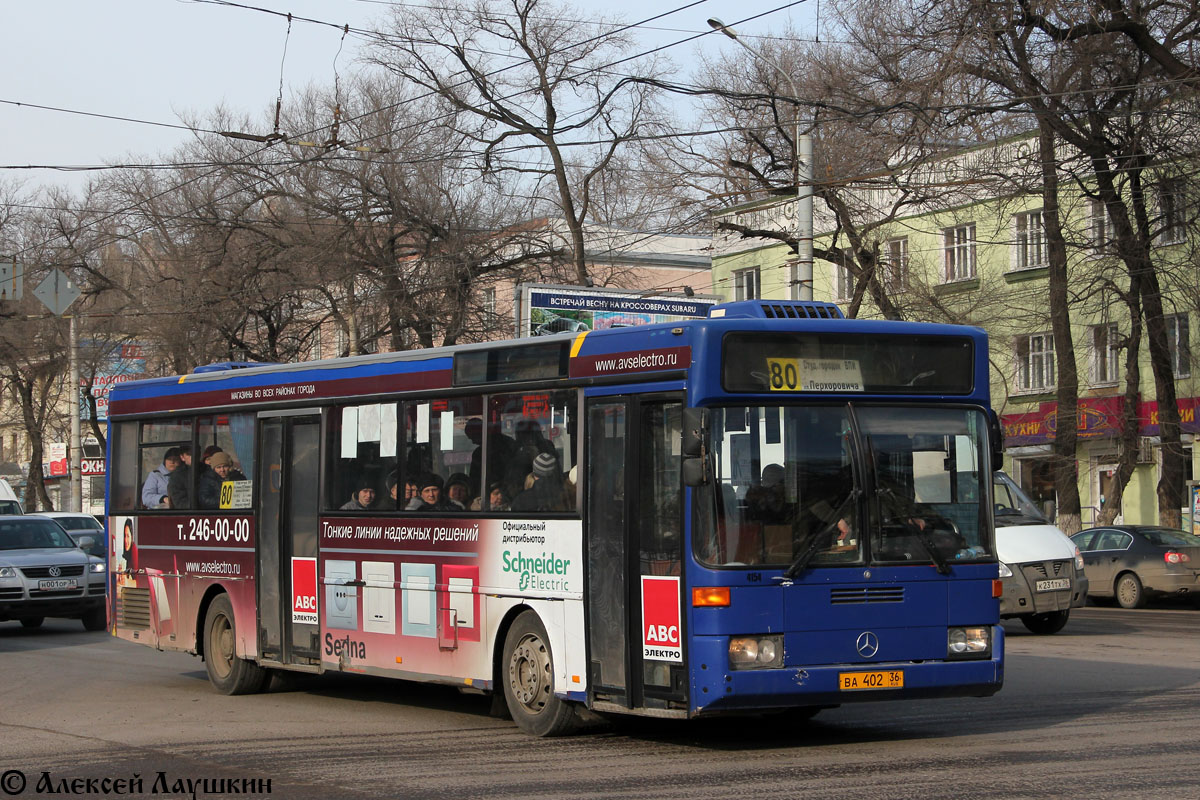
[992,579,1003,598]
[693,587,730,607]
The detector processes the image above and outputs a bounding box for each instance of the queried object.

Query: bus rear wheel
[502,611,577,736]
[203,594,267,695]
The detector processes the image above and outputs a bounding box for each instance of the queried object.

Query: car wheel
[20,617,44,629]
[1020,610,1070,635]
[1115,573,1146,609]
[82,606,107,632]
[203,594,268,695]
[502,611,578,737]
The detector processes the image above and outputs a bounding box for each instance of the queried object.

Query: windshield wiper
[784,489,860,579]
[877,486,951,575]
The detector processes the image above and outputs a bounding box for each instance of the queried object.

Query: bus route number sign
[766,357,864,393]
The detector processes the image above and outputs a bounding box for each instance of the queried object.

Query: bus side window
[110,421,139,512]
[402,397,482,512]
[490,390,577,513]
[328,403,397,511]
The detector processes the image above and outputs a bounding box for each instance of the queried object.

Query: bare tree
[368,0,667,285]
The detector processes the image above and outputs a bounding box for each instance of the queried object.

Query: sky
[1,0,819,194]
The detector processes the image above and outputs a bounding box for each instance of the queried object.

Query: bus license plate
[1035,578,1070,592]
[839,670,903,690]
[38,579,78,591]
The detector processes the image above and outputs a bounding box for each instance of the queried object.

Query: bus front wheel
[502,611,577,736]
[203,594,267,695]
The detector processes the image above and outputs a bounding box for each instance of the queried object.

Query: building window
[1090,199,1111,251]
[883,237,909,290]
[1016,333,1056,392]
[308,327,323,361]
[734,267,760,301]
[1158,180,1187,245]
[943,223,976,282]
[1167,313,1191,377]
[835,264,853,301]
[1014,210,1047,269]
[483,287,497,319]
[1091,323,1120,384]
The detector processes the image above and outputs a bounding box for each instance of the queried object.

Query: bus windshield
[695,404,993,570]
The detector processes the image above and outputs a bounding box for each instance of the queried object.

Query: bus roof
[107,301,988,417]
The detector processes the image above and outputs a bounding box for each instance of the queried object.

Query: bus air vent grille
[830,586,905,604]
[117,587,152,629]
[760,302,844,320]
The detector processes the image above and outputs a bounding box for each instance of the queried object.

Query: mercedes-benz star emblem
[856,631,879,658]
[48,566,62,577]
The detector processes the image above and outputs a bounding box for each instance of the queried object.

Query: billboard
[81,342,147,422]
[515,284,719,339]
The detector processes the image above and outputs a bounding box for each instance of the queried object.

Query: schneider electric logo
[502,550,572,592]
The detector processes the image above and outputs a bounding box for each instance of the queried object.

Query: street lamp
[707,17,813,301]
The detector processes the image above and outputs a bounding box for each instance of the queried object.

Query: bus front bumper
[690,627,1004,715]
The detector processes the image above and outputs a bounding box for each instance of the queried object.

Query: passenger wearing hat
[406,473,444,511]
[511,452,565,512]
[340,477,378,511]
[444,473,472,511]
[199,451,247,509]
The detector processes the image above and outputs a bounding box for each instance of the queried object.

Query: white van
[0,478,23,515]
[993,471,1088,634]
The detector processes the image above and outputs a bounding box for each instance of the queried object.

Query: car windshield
[1139,527,1200,547]
[0,519,77,549]
[0,500,21,514]
[694,404,993,571]
[992,471,1048,524]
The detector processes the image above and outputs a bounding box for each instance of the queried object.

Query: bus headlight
[998,563,1013,578]
[947,626,990,659]
[729,635,783,669]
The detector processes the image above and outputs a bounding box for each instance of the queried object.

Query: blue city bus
[105,299,1003,736]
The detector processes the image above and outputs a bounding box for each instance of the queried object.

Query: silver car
[0,515,107,631]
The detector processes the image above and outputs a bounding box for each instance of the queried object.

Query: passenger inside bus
[511,452,565,512]
[406,474,444,511]
[199,452,247,509]
[340,480,377,511]
[445,473,472,511]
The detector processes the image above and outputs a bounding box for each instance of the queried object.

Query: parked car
[0,478,23,515]
[0,515,107,630]
[32,512,106,558]
[1070,525,1200,608]
[993,472,1088,634]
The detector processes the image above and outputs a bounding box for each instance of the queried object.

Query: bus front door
[257,413,322,666]
[585,396,688,714]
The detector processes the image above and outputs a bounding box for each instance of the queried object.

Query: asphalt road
[2,606,1198,799]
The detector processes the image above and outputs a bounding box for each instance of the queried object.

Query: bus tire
[203,594,267,695]
[502,611,577,737]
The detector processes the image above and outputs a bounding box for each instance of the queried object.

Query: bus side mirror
[682,407,707,457]
[682,407,709,486]
[988,409,1004,472]
[682,457,708,487]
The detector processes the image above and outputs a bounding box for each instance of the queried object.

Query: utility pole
[707,18,813,301]
[69,314,82,512]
